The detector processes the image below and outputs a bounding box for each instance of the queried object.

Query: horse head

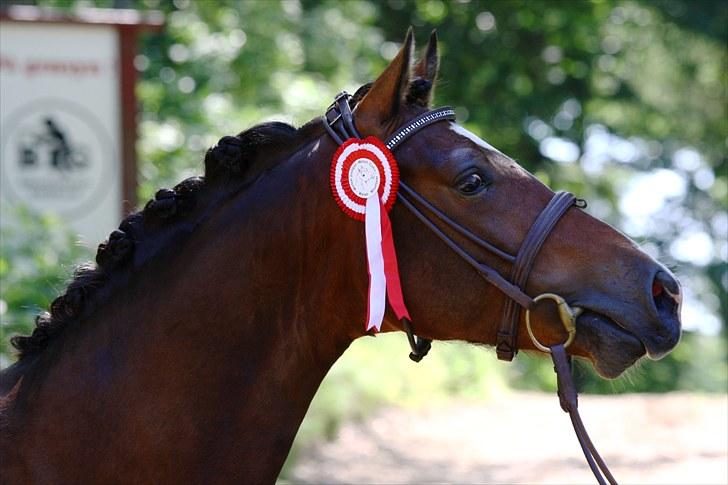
[348,30,681,378]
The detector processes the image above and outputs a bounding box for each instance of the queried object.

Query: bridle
[324,92,583,361]
[323,92,618,485]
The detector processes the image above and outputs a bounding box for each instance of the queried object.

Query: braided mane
[9,122,299,359]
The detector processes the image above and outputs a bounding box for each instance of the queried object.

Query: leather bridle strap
[395,184,534,310]
[397,185,577,360]
[396,182,516,263]
[496,191,577,361]
[323,92,361,143]
[551,344,617,485]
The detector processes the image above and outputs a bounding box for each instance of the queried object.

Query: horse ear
[355,28,414,136]
[409,30,439,107]
[413,30,439,82]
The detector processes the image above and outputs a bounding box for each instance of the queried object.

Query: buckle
[334,90,351,103]
[327,91,350,113]
[325,91,352,128]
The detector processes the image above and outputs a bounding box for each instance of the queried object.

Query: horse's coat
[0,31,681,484]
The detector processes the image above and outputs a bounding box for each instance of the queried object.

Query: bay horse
[0,31,681,484]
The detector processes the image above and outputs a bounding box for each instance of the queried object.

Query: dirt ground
[285,392,727,485]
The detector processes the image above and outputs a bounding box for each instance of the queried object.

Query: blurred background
[0,0,726,483]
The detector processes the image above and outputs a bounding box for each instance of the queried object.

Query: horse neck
[6,132,369,482]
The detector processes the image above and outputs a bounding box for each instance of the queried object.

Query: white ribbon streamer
[364,194,386,331]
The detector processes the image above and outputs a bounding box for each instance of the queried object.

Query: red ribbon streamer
[379,199,411,322]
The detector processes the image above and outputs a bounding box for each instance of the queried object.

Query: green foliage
[0,205,91,366]
[132,0,386,202]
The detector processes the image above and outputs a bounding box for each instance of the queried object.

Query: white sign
[0,22,121,245]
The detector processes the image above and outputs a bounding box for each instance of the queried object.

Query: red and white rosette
[331,136,411,332]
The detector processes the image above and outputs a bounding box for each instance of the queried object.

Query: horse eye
[457,172,488,195]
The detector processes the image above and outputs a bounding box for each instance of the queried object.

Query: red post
[118,25,138,215]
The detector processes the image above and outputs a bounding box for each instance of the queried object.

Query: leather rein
[323,92,617,485]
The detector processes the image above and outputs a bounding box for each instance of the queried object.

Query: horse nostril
[652,270,681,316]
[655,270,680,295]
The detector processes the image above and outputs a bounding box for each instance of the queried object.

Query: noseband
[323,92,617,485]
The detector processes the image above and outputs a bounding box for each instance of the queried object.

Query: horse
[0,30,681,484]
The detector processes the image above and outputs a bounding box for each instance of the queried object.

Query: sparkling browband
[385,107,456,150]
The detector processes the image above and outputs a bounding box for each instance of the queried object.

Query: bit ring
[525,293,582,353]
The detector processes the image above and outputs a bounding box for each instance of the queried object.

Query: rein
[324,92,617,485]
